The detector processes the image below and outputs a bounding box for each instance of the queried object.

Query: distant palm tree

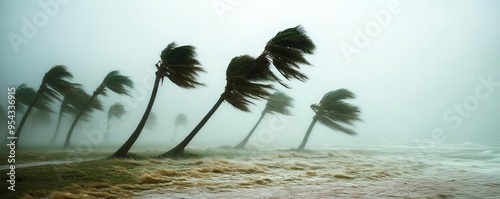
[172,113,188,142]
[161,25,315,157]
[235,91,293,149]
[145,111,157,131]
[15,66,75,145]
[29,108,53,136]
[107,102,126,133]
[111,42,205,158]
[50,86,100,144]
[63,70,132,149]
[297,89,362,150]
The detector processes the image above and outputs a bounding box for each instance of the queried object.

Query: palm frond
[108,102,126,121]
[264,91,294,115]
[160,42,205,88]
[41,65,78,101]
[223,55,274,112]
[243,26,316,88]
[101,70,134,97]
[15,84,53,113]
[316,115,357,135]
[62,86,104,121]
[174,113,188,126]
[312,88,362,136]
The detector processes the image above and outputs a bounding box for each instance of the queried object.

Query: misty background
[1,0,499,150]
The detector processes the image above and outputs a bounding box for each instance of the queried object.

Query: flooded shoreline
[1,143,499,198]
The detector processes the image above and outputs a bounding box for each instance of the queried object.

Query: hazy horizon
[1,0,499,150]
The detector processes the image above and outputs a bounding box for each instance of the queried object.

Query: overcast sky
[1,0,499,149]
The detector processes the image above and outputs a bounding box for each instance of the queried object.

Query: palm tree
[15,65,75,145]
[50,86,99,144]
[297,89,362,150]
[15,84,53,114]
[161,25,315,157]
[145,111,157,131]
[107,102,126,134]
[172,113,188,142]
[63,70,132,149]
[110,42,205,158]
[235,91,293,149]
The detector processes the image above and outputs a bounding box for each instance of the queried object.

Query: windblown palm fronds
[297,89,362,150]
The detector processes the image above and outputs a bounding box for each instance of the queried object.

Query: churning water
[130,142,500,199]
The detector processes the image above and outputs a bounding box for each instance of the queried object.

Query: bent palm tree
[107,102,126,133]
[63,71,132,149]
[297,89,362,150]
[145,111,157,131]
[235,91,293,149]
[161,25,315,157]
[172,113,188,142]
[104,102,127,143]
[111,43,204,158]
[15,66,75,145]
[50,86,97,144]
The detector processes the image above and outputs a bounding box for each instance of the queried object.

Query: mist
[1,0,499,150]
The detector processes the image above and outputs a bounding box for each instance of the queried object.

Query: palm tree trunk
[105,115,111,144]
[49,109,64,144]
[297,117,318,150]
[160,95,225,157]
[110,76,161,158]
[234,112,265,149]
[15,91,42,146]
[63,92,98,149]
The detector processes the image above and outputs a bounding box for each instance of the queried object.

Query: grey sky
[1,0,499,148]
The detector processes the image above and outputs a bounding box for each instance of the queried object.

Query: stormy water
[124,142,500,199]
[2,141,500,198]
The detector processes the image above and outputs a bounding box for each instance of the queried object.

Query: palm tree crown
[263,91,294,115]
[297,89,361,150]
[312,89,362,135]
[158,42,205,88]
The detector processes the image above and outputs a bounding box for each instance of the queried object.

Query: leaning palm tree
[297,89,362,150]
[111,42,205,158]
[50,86,99,144]
[145,111,157,131]
[15,66,75,145]
[63,70,132,149]
[161,25,315,157]
[102,102,127,143]
[235,91,293,149]
[107,102,126,133]
[15,84,53,114]
[172,113,188,142]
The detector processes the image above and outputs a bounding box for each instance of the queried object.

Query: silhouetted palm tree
[50,86,98,144]
[111,42,204,158]
[161,25,315,157]
[102,102,127,143]
[63,70,132,149]
[297,89,362,150]
[15,66,75,145]
[145,111,157,131]
[235,91,293,149]
[15,84,53,114]
[172,113,188,142]
[107,102,126,133]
